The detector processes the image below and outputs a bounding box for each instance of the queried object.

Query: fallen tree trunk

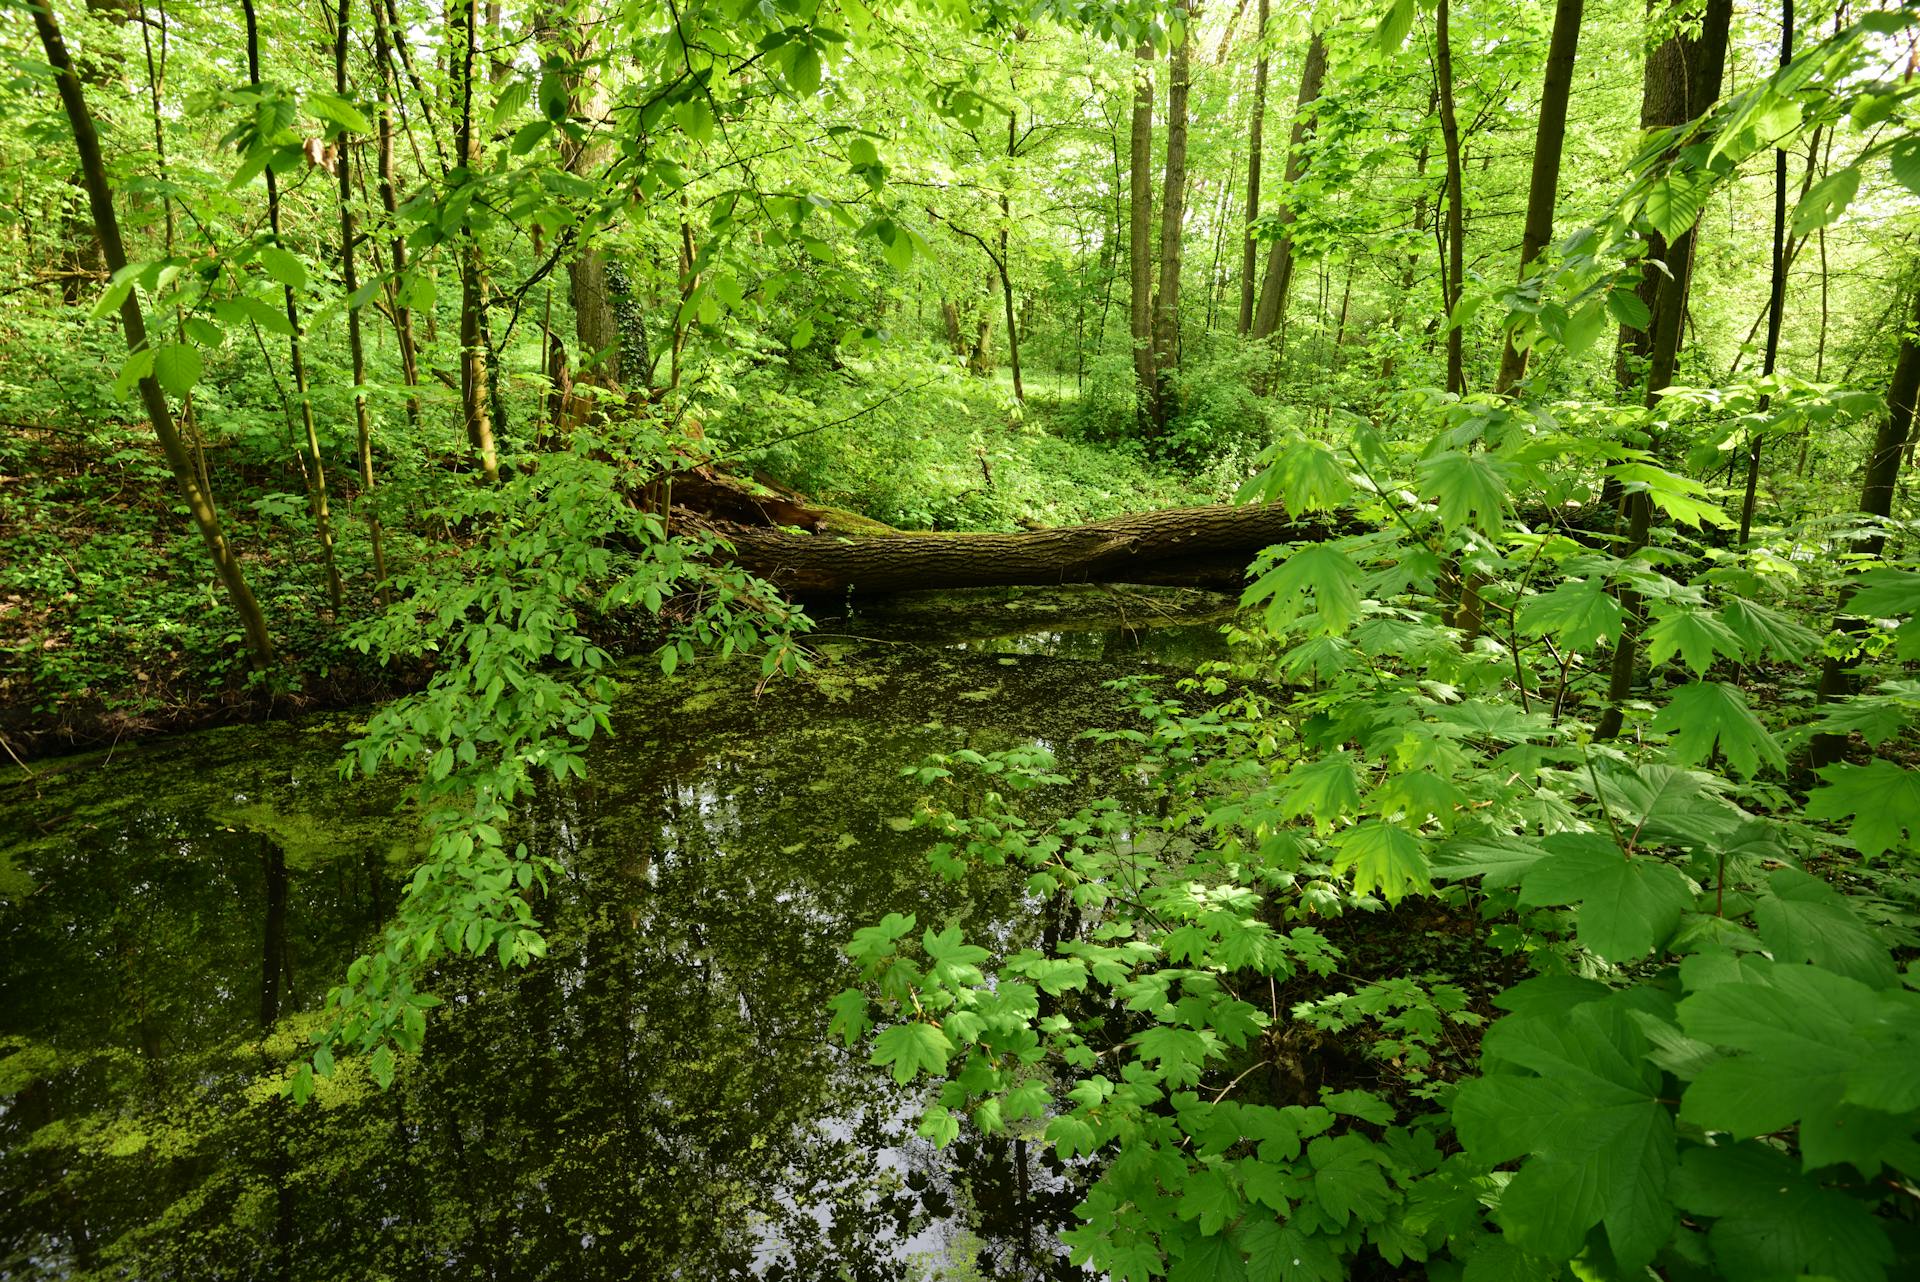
[716,503,1361,595]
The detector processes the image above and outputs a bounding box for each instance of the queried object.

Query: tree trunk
[1596,0,1733,739]
[452,0,501,483]
[335,0,389,599]
[1237,0,1269,335]
[1809,277,1920,767]
[1737,0,1792,546]
[941,298,967,353]
[1435,0,1467,396]
[1493,0,1584,394]
[1002,110,1026,402]
[1150,1,1193,431]
[1129,42,1156,415]
[370,0,422,429]
[245,0,343,613]
[1251,33,1326,340]
[33,1,275,670]
[562,19,620,391]
[723,503,1359,595]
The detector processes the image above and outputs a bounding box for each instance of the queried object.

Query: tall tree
[561,14,622,392]
[335,0,388,597]
[1150,0,1194,429]
[1434,0,1466,396]
[1129,41,1156,413]
[1250,32,1326,340]
[243,0,344,612]
[1237,0,1269,335]
[370,0,422,429]
[452,0,502,483]
[31,0,275,670]
[1493,0,1584,394]
[1737,0,1794,545]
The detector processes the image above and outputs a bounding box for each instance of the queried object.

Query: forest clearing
[4,0,1920,1277]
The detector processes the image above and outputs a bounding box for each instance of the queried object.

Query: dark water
[0,588,1232,1281]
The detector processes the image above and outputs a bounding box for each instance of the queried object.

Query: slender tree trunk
[244,0,343,611]
[1435,0,1467,396]
[1002,110,1025,401]
[562,18,621,391]
[1129,42,1156,415]
[1238,0,1269,334]
[1809,278,1920,767]
[1738,0,1793,547]
[1597,0,1734,739]
[1251,33,1326,340]
[1151,3,1194,431]
[335,0,388,598]
[452,0,501,483]
[33,2,274,669]
[1493,0,1584,393]
[370,0,421,429]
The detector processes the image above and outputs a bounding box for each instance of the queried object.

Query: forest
[3,0,1920,1275]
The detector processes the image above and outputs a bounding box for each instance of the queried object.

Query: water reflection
[0,590,1221,1279]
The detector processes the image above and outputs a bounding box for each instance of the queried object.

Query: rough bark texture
[1150,5,1193,429]
[452,0,500,483]
[1129,43,1156,410]
[1737,0,1792,546]
[1237,0,1268,335]
[1493,0,1583,394]
[1251,33,1326,340]
[721,504,1360,596]
[33,1,275,669]
[1809,277,1920,767]
[336,0,388,596]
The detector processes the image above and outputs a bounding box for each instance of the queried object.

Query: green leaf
[1306,1133,1395,1227]
[1560,301,1606,358]
[1804,760,1920,857]
[1889,136,1920,197]
[789,45,823,96]
[370,1044,396,1089]
[1644,606,1743,676]
[1644,170,1707,240]
[1279,753,1362,830]
[871,1022,952,1084]
[1517,578,1623,652]
[1720,596,1819,662]
[308,90,371,134]
[1332,821,1430,904]
[1847,567,1920,617]
[1418,449,1510,535]
[1791,166,1861,237]
[152,343,203,398]
[258,246,307,291]
[1237,1220,1342,1282]
[917,1103,960,1146]
[791,316,814,349]
[1169,1231,1248,1282]
[1456,997,1674,1269]
[1755,868,1897,990]
[1672,1142,1894,1282]
[114,347,156,397]
[1375,0,1415,53]
[827,988,870,1046]
[1243,544,1363,636]
[1651,682,1784,778]
[1518,832,1691,962]
[1606,289,1651,330]
[675,95,714,143]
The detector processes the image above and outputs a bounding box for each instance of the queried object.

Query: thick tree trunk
[941,298,967,353]
[561,19,619,391]
[723,504,1359,595]
[1597,0,1733,739]
[1237,0,1268,335]
[1251,33,1326,340]
[1493,0,1583,394]
[1129,43,1156,413]
[1150,4,1193,430]
[33,2,275,670]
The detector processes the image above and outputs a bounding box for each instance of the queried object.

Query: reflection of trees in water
[1,648,1164,1280]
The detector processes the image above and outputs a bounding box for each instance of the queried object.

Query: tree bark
[1809,277,1920,768]
[370,0,422,429]
[1435,0,1467,396]
[1737,0,1792,546]
[1493,0,1584,394]
[1129,42,1156,414]
[1251,33,1326,340]
[336,0,388,599]
[452,0,501,483]
[1596,0,1733,739]
[1237,0,1269,335]
[1151,1,1194,430]
[561,18,621,390]
[724,504,1359,595]
[33,1,275,669]
[244,0,343,612]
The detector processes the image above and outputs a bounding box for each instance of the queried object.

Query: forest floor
[0,377,1236,761]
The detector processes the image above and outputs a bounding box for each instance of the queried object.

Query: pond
[0,586,1235,1281]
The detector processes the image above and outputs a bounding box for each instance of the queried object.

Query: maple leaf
[1804,760,1920,857]
[1517,577,1624,651]
[1651,682,1785,777]
[1332,821,1431,904]
[1721,596,1819,662]
[1517,832,1692,962]
[1419,449,1511,535]
[1645,606,1744,675]
[1243,544,1364,636]
[871,1021,952,1084]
